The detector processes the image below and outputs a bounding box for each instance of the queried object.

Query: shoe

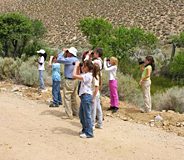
[49,103,59,107]
[61,115,73,120]
[112,107,118,113]
[41,89,48,93]
[95,124,103,129]
[80,133,87,138]
[59,102,63,105]
[80,133,93,138]
[106,107,113,111]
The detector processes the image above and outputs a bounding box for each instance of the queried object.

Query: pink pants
[109,80,119,108]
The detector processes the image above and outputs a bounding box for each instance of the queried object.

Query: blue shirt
[57,52,79,78]
[52,63,61,81]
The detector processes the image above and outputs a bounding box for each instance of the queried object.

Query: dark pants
[52,80,62,105]
[79,94,93,137]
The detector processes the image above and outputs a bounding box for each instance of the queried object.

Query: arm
[93,86,99,100]
[73,61,83,81]
[49,56,54,66]
[103,57,115,71]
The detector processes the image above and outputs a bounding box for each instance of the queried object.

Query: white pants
[141,80,152,112]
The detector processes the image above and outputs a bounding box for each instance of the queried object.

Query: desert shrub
[101,71,143,106]
[19,56,49,86]
[0,57,21,80]
[152,87,184,113]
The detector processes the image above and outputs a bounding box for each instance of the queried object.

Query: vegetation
[0,12,46,58]
[79,17,158,74]
[152,87,184,113]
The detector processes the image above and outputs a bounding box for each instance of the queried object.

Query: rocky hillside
[0,0,184,47]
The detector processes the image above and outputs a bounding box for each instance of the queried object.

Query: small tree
[0,12,46,58]
[171,32,184,61]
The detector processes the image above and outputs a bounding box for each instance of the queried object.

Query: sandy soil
[0,90,184,160]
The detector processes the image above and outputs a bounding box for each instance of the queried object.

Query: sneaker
[95,124,103,129]
[80,133,87,138]
[49,103,59,107]
[41,89,48,93]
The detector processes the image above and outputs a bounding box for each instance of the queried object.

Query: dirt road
[0,92,184,160]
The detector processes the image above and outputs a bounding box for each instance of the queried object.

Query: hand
[139,79,143,85]
[62,48,68,52]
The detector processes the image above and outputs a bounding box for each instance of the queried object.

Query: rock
[163,120,170,126]
[167,110,175,113]
[122,117,128,121]
[154,115,163,122]
[149,120,155,127]
[176,122,182,127]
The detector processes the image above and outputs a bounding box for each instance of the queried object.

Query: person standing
[139,55,155,113]
[57,47,79,119]
[91,64,103,129]
[104,57,119,113]
[73,60,97,138]
[49,55,62,107]
[37,49,47,91]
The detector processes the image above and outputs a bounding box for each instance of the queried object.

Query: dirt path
[0,92,184,160]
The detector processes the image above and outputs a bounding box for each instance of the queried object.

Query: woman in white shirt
[104,57,119,113]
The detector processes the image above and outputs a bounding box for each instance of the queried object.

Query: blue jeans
[52,80,62,105]
[91,96,103,127]
[79,94,93,137]
[39,70,45,89]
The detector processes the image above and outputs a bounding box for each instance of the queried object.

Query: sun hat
[67,47,78,57]
[37,49,45,54]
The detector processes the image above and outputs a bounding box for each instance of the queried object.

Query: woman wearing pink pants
[104,57,119,113]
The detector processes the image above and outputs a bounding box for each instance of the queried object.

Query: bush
[169,51,184,79]
[152,87,184,113]
[101,71,143,106]
[0,57,21,80]
[19,56,49,86]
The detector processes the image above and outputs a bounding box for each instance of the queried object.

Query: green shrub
[101,71,143,106]
[152,87,184,113]
[169,51,184,79]
[151,76,176,94]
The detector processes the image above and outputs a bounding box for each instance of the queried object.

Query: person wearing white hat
[57,47,79,119]
[37,49,47,91]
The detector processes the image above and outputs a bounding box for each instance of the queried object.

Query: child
[73,60,97,138]
[49,55,62,107]
[37,49,47,91]
[139,55,155,113]
[91,63,103,129]
[104,57,119,113]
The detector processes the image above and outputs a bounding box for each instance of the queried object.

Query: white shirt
[93,75,100,97]
[104,60,117,80]
[93,58,103,70]
[79,72,93,96]
[38,56,45,70]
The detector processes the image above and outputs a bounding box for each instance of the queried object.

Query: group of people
[37,47,155,138]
